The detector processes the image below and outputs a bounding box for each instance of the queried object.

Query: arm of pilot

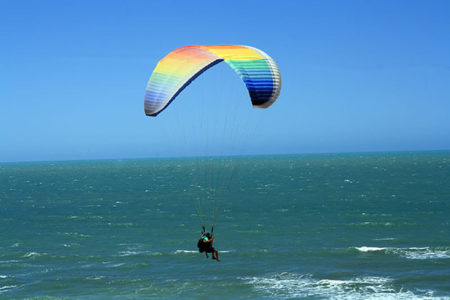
[204,236,214,243]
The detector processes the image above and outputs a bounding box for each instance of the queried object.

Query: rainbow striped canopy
[144,45,281,116]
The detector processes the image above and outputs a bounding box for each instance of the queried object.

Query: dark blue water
[0,152,449,299]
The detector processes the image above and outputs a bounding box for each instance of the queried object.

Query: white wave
[105,262,125,268]
[401,248,450,260]
[60,232,90,238]
[118,250,140,256]
[0,285,17,294]
[174,249,234,254]
[353,246,450,260]
[174,250,198,254]
[241,273,439,299]
[373,238,397,241]
[118,250,162,257]
[356,222,393,226]
[0,260,19,264]
[85,276,105,280]
[23,252,46,258]
[355,246,388,252]
[0,275,7,279]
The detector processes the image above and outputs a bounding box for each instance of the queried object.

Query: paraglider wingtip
[145,110,158,117]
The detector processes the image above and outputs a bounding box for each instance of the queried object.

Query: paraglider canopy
[144,45,281,116]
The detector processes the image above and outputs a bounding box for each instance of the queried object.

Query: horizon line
[1,149,449,164]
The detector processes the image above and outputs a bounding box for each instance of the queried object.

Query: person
[197,232,220,262]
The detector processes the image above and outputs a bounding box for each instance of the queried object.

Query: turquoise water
[0,152,449,299]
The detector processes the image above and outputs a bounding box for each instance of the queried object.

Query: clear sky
[1,0,449,162]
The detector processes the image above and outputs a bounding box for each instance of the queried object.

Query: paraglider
[197,232,220,262]
[144,45,281,116]
[144,45,281,259]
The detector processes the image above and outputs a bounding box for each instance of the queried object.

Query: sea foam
[241,273,438,299]
[0,285,17,294]
[353,246,450,260]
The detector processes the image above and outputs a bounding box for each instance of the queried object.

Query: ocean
[0,152,449,299]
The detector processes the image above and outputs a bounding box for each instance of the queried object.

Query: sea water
[0,152,449,299]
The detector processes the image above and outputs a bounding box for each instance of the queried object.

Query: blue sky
[1,0,449,162]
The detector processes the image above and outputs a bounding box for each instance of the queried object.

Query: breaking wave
[117,250,162,257]
[353,246,450,260]
[22,252,47,258]
[241,272,440,299]
[174,249,233,254]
